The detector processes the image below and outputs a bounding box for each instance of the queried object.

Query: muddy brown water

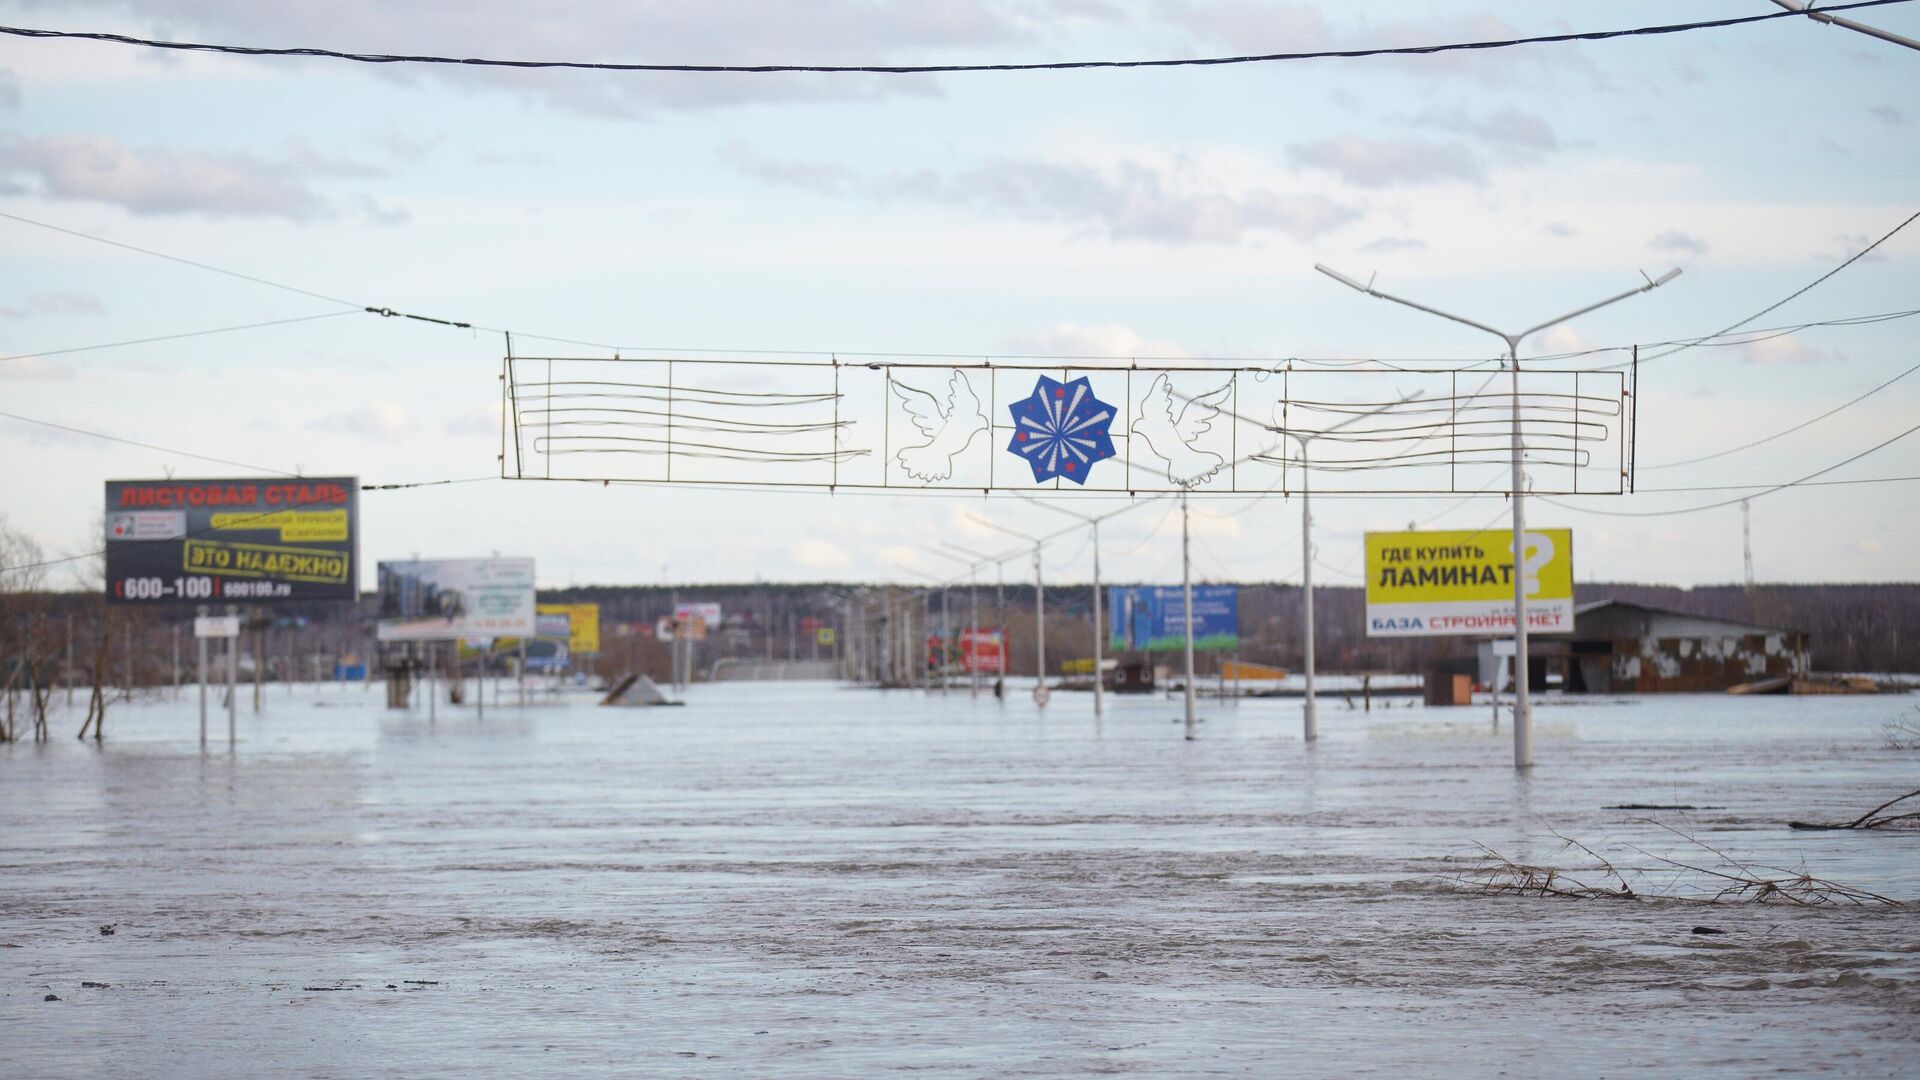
[4,682,1917,1076]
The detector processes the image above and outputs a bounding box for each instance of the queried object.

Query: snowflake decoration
[1006,375,1117,485]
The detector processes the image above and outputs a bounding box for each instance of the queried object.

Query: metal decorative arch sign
[501,354,1635,496]
[1007,375,1118,485]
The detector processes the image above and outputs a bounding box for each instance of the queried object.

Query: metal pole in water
[1182,492,1198,740]
[173,624,181,699]
[1301,440,1317,743]
[1033,544,1047,707]
[196,605,208,747]
[1091,521,1105,719]
[225,604,238,748]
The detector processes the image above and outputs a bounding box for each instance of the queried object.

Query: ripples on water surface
[3,682,1917,1076]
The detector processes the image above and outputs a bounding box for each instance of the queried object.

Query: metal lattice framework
[502,355,1635,495]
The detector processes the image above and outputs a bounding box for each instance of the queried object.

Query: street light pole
[1020,497,1107,719]
[1180,491,1198,740]
[1315,263,1679,767]
[968,516,1050,707]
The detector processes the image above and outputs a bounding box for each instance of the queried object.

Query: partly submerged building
[1476,599,1809,694]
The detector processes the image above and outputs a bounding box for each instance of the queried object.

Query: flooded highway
[4,682,1917,1077]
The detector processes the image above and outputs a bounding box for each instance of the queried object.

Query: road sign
[194,615,240,639]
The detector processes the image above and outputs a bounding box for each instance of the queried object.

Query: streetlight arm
[1315,263,1510,344]
[965,513,1041,546]
[1515,269,1681,341]
[1769,0,1920,51]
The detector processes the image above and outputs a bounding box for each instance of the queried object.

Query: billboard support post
[196,605,208,747]
[224,604,237,748]
[1314,263,1678,767]
[518,640,528,708]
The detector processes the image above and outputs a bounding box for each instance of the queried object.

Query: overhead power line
[0,310,359,365]
[1542,418,1920,518]
[1640,358,1920,470]
[0,2,1911,75]
[1612,208,1920,371]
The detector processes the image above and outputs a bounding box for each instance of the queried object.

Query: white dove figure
[1131,374,1231,486]
[892,371,988,482]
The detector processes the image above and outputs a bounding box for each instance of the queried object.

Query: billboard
[536,602,602,654]
[1108,586,1240,651]
[376,558,536,641]
[1364,528,1574,637]
[104,477,358,604]
[959,628,1005,673]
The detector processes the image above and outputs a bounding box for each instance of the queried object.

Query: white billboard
[376,558,536,641]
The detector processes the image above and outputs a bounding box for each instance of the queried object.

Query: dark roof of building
[1572,598,1803,637]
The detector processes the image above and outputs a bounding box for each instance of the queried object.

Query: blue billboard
[1108,585,1240,652]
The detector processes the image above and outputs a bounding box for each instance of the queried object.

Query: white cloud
[1285,137,1482,188]
[0,293,104,318]
[0,133,321,220]
[1739,334,1835,367]
[722,146,1361,244]
[0,68,18,108]
[1358,236,1426,254]
[0,357,79,381]
[1000,323,1190,359]
[308,400,415,437]
[1413,106,1560,155]
[791,538,852,570]
[1648,229,1709,256]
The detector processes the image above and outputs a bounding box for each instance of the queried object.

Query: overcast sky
[2,0,1916,592]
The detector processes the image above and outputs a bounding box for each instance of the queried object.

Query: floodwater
[4,679,1918,1077]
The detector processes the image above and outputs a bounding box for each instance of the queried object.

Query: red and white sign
[959,628,1006,674]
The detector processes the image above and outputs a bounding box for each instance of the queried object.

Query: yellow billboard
[537,602,601,654]
[1364,528,1573,637]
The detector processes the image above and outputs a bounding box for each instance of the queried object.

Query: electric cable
[1,3,1908,75]
[1540,418,1920,517]
[1639,358,1920,470]
[0,311,362,366]
[1598,208,1920,372]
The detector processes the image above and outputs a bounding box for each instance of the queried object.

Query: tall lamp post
[968,516,1050,707]
[1273,392,1423,744]
[928,547,987,698]
[1314,263,1680,767]
[1021,497,1107,719]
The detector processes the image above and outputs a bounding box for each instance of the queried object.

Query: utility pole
[1316,262,1680,768]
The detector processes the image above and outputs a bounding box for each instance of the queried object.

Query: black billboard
[103,477,359,604]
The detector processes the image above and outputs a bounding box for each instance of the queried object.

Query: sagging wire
[4,3,1911,74]
[1639,357,1920,470]
[1540,418,1920,518]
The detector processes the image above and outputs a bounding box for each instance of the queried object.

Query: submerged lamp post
[1020,497,1108,719]
[1314,263,1679,767]
[1276,392,1423,745]
[968,515,1050,706]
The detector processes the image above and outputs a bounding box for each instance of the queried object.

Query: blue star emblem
[1007,375,1117,485]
